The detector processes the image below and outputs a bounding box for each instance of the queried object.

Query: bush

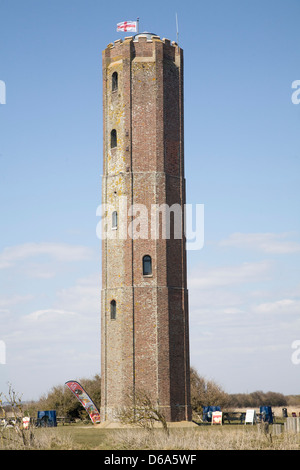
[190,367,230,414]
[228,390,288,408]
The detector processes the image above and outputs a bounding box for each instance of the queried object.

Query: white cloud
[0,274,101,386]
[188,260,271,289]
[55,274,101,316]
[0,294,34,308]
[18,275,100,332]
[223,307,244,315]
[0,273,101,399]
[218,232,300,254]
[24,308,79,322]
[187,251,300,378]
[255,298,300,315]
[0,242,93,270]
[0,309,10,317]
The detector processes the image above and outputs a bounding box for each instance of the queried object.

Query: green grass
[51,425,115,450]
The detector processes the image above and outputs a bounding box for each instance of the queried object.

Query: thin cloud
[218,232,300,254]
[188,260,271,289]
[24,308,79,322]
[0,242,93,269]
[0,294,34,308]
[255,298,300,315]
[56,274,101,316]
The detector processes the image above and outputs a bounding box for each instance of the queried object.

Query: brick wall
[101,33,191,422]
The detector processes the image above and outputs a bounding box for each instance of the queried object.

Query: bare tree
[118,389,169,435]
[0,384,35,449]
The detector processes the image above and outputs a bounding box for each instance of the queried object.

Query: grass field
[18,422,298,450]
[2,407,300,450]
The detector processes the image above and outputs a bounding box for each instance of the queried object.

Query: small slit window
[110,300,116,319]
[143,255,152,276]
[111,129,117,148]
[112,211,118,229]
[112,72,118,92]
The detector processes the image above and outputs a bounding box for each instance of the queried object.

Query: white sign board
[245,409,256,424]
[22,417,30,429]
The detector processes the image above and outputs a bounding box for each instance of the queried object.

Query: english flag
[117,21,137,32]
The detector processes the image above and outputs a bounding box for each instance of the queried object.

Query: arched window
[112,72,118,92]
[143,255,152,276]
[112,211,118,229]
[111,129,117,148]
[110,300,116,319]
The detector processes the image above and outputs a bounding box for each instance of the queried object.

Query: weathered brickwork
[101,33,191,422]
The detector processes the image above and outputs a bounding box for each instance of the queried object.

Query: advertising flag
[117,21,137,32]
[65,381,101,424]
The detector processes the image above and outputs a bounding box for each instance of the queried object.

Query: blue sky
[0,0,299,401]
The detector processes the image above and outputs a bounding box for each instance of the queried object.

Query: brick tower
[101,32,191,422]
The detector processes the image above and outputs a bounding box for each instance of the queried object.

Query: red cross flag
[117,21,137,32]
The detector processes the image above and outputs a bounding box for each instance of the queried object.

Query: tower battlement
[106,32,178,47]
[104,33,181,65]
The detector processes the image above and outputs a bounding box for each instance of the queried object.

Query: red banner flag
[65,381,101,424]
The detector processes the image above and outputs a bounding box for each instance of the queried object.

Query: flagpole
[176,13,179,45]
[137,17,140,33]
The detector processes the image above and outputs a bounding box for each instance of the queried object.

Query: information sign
[211,411,222,425]
[245,409,256,424]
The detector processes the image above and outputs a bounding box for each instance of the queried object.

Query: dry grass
[111,426,300,451]
[0,427,76,450]
[272,406,300,417]
[231,406,300,418]
[1,421,299,450]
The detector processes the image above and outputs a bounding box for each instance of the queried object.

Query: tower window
[143,255,152,276]
[112,72,118,92]
[110,300,116,319]
[111,129,117,148]
[112,211,118,229]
